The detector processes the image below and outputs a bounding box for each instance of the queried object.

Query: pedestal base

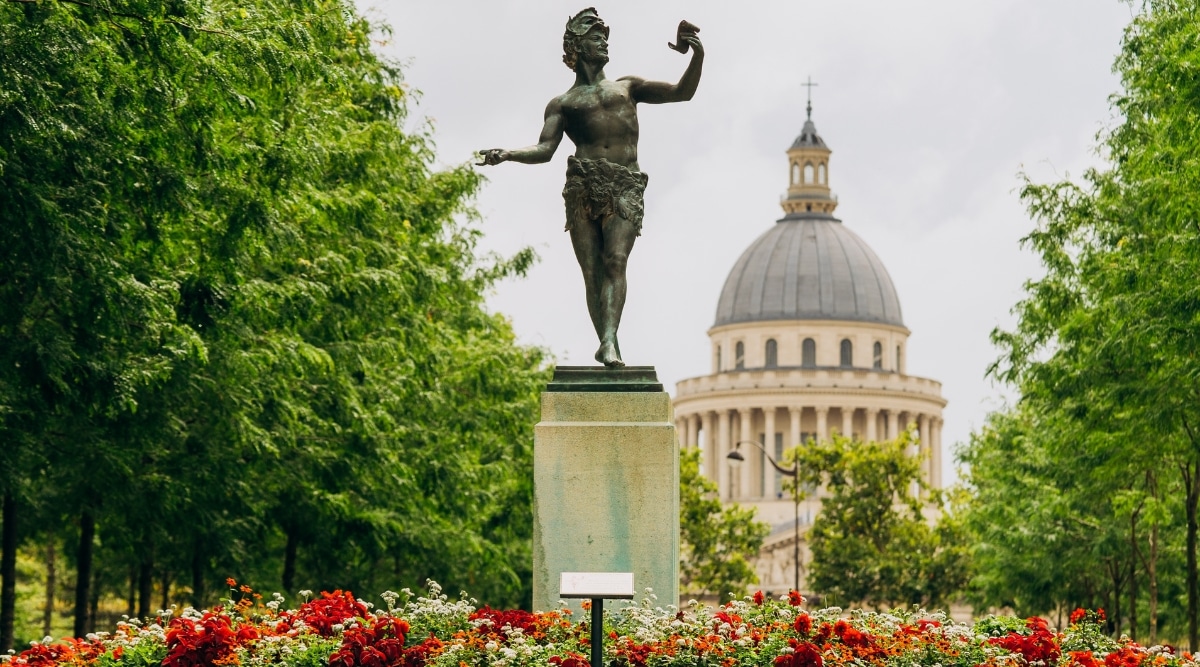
[532,374,679,612]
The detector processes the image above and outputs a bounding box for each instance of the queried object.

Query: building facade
[672,106,947,595]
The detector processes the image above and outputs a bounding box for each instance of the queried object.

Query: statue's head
[562,7,609,71]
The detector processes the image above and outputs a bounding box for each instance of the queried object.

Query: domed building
[672,104,946,595]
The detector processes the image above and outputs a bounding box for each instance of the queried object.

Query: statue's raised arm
[622,22,703,105]
[475,8,702,368]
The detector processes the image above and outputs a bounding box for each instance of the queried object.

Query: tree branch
[5,0,230,36]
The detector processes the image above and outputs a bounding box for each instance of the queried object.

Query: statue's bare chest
[561,81,636,127]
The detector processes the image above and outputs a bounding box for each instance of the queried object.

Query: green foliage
[0,0,548,646]
[679,448,770,602]
[971,0,1200,646]
[796,432,969,609]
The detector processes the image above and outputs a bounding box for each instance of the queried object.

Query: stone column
[917,414,931,485]
[690,414,701,449]
[886,410,899,440]
[932,417,943,489]
[841,407,854,439]
[702,411,716,480]
[738,408,753,499]
[815,407,828,443]
[762,407,777,498]
[789,406,802,449]
[718,410,731,500]
[865,408,878,442]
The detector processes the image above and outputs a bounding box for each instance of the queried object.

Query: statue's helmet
[562,7,609,71]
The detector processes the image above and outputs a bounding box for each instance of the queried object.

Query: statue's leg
[595,213,638,367]
[568,215,606,349]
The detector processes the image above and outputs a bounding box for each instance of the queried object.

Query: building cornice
[708,319,911,338]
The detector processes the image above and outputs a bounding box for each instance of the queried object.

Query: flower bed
[2,580,1193,667]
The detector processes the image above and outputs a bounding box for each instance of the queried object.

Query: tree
[679,448,770,602]
[1,0,548,643]
[986,0,1200,648]
[797,431,969,610]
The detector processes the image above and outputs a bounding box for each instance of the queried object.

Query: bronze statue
[478,9,703,368]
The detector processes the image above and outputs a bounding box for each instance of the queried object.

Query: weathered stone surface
[533,391,679,613]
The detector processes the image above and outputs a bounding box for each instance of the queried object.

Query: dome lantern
[782,82,836,216]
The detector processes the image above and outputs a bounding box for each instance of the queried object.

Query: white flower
[485,641,499,651]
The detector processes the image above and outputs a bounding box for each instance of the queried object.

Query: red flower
[615,641,654,667]
[714,610,742,627]
[753,591,765,606]
[164,612,241,667]
[793,613,812,636]
[775,640,822,667]
[1026,616,1050,632]
[1104,646,1145,667]
[11,639,104,667]
[1070,608,1087,625]
[295,590,369,637]
[787,591,804,607]
[471,605,537,637]
[401,636,444,667]
[841,627,869,648]
[550,653,589,667]
[987,624,1060,666]
[1068,651,1103,667]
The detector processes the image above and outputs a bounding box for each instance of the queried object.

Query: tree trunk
[160,570,170,614]
[1,492,17,652]
[137,557,153,620]
[125,567,135,618]
[190,540,205,609]
[1148,471,1159,645]
[1184,455,1200,652]
[1129,510,1139,643]
[43,532,56,640]
[1108,558,1123,637]
[73,510,94,638]
[282,527,298,593]
[87,571,99,634]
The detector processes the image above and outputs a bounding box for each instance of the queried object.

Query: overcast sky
[367,1,1133,482]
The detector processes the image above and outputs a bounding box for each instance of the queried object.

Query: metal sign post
[559,572,635,667]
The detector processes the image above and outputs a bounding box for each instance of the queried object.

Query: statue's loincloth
[562,156,650,236]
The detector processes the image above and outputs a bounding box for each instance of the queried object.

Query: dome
[790,118,826,149]
[714,213,904,328]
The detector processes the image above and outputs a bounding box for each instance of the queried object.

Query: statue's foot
[595,341,625,368]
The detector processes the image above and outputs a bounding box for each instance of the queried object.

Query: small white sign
[559,572,635,599]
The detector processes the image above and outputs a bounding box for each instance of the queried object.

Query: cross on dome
[801,76,818,120]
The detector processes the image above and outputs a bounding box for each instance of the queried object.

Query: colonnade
[674,405,943,501]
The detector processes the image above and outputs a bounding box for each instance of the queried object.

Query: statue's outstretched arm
[477,99,565,166]
[624,34,703,105]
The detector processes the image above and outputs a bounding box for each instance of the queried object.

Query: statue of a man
[478,8,703,368]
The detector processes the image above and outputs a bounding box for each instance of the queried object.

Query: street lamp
[726,440,803,594]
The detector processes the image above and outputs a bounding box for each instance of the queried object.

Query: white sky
[367,1,1132,483]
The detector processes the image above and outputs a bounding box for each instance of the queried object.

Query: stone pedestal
[532,366,679,612]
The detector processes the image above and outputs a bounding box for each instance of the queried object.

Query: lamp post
[726,440,803,594]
